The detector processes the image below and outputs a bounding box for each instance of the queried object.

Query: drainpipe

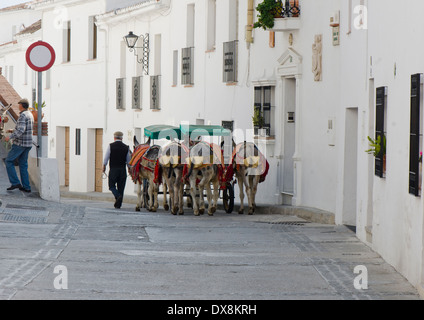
[246,0,254,48]
[97,22,109,133]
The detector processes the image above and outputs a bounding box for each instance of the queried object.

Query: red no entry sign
[26,41,56,72]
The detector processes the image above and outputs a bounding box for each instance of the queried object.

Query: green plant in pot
[29,101,46,122]
[252,107,265,135]
[366,135,386,157]
[253,0,283,30]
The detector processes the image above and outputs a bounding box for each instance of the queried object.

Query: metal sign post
[25,41,55,158]
[37,71,42,157]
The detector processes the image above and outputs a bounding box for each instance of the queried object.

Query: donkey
[159,141,190,215]
[233,142,269,215]
[130,137,161,212]
[186,141,223,216]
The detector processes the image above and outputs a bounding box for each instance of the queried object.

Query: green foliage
[366,135,386,157]
[31,101,46,111]
[252,107,264,128]
[253,0,282,30]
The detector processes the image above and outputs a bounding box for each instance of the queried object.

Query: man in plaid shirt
[4,98,34,193]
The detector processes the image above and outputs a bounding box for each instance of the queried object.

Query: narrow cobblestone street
[0,158,420,300]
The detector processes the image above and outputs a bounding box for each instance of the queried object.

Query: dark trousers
[108,167,127,200]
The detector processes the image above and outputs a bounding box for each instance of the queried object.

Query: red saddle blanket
[229,143,269,183]
[129,145,159,184]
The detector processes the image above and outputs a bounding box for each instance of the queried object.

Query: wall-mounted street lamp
[124,31,149,75]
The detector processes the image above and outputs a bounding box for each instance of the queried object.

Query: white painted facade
[1,0,424,296]
[0,4,41,90]
[0,4,41,45]
[345,0,424,294]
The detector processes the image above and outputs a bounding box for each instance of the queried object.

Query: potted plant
[253,0,283,30]
[366,135,387,171]
[30,101,45,122]
[366,135,386,156]
[252,107,265,135]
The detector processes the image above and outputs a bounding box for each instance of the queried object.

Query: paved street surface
[0,154,420,300]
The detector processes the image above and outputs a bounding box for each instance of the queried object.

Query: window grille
[132,76,142,110]
[182,47,194,85]
[375,87,387,178]
[254,86,273,136]
[150,75,161,110]
[116,78,125,110]
[409,74,422,196]
[223,40,238,83]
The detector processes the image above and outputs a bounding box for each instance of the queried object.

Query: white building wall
[0,7,41,45]
[362,0,424,289]
[337,0,424,291]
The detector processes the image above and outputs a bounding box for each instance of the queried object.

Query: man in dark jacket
[103,131,131,209]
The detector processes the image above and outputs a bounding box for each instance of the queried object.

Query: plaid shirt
[10,110,34,148]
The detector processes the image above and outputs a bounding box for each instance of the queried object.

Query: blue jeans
[5,144,32,190]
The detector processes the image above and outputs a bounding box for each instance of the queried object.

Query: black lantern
[123,31,150,75]
[124,31,139,49]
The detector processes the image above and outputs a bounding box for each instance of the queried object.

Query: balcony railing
[274,0,300,19]
[271,0,301,31]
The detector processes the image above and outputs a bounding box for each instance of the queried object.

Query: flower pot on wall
[31,111,44,123]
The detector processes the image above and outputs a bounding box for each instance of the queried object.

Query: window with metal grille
[375,87,387,178]
[223,40,238,83]
[116,78,125,110]
[274,0,301,18]
[182,47,194,85]
[150,75,161,110]
[254,86,274,136]
[409,74,423,196]
[132,76,142,110]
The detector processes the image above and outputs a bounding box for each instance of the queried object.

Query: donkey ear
[134,136,139,147]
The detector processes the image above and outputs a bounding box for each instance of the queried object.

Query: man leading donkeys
[103,131,131,209]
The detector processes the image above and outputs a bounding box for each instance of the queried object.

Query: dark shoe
[19,187,31,193]
[7,184,22,191]
[114,195,123,209]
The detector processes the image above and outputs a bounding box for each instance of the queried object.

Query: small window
[132,76,142,110]
[375,86,387,178]
[88,16,97,60]
[182,47,194,85]
[187,4,195,48]
[229,0,239,41]
[409,74,423,196]
[116,78,125,110]
[150,75,161,110]
[223,40,238,83]
[254,86,275,137]
[75,128,81,156]
[173,50,178,86]
[63,21,71,62]
[207,0,216,51]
